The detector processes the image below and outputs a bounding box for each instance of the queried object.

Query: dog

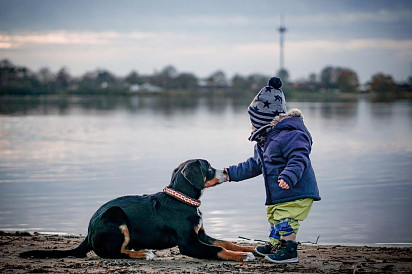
[20,159,256,261]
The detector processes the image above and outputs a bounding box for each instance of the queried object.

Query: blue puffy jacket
[227,110,321,205]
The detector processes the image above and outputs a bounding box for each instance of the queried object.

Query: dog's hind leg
[198,227,255,253]
[213,241,255,253]
[119,225,155,260]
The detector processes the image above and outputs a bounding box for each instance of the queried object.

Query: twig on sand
[300,235,320,245]
[238,236,269,243]
[239,235,321,245]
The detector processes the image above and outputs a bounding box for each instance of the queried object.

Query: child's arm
[226,156,262,182]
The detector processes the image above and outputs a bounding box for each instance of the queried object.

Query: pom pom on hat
[268,77,282,89]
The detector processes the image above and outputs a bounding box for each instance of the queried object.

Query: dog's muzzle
[215,169,228,184]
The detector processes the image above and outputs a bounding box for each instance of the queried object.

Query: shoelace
[271,240,286,253]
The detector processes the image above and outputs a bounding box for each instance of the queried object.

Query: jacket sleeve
[226,155,262,182]
[278,131,311,187]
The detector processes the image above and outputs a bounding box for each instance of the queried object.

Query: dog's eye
[205,168,215,181]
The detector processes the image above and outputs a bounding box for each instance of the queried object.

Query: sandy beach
[1,232,411,273]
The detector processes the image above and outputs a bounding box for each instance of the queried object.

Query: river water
[0,95,411,245]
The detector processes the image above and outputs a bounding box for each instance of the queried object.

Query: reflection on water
[0,94,252,116]
[0,95,411,245]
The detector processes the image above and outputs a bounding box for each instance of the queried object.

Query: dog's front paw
[145,250,155,261]
[244,252,255,261]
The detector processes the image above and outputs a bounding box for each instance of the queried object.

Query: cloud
[289,39,412,54]
[229,38,412,57]
[0,31,155,48]
[0,42,11,49]
[2,30,410,53]
[293,9,412,25]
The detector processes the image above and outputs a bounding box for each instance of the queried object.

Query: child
[223,77,321,263]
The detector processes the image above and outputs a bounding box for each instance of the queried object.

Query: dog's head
[168,159,222,199]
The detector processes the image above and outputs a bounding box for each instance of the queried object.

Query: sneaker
[265,240,299,263]
[255,244,274,257]
[254,240,284,257]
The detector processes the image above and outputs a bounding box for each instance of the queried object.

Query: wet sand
[1,232,411,273]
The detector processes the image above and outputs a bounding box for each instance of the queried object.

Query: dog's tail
[19,236,91,259]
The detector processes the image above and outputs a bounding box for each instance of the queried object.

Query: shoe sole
[265,255,299,263]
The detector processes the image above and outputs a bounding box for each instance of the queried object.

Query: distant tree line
[288,66,411,95]
[0,59,410,95]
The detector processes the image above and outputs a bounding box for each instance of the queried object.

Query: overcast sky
[1,0,411,83]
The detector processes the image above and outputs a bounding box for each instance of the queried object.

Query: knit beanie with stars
[248,77,287,129]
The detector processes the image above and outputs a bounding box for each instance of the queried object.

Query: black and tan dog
[20,159,255,261]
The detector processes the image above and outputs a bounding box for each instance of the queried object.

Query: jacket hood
[270,108,303,127]
[271,108,312,144]
[249,108,312,144]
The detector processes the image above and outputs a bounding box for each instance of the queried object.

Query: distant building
[358,83,370,93]
[129,83,163,93]
[197,79,231,92]
[129,84,140,92]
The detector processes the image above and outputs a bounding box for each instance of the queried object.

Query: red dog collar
[163,187,201,207]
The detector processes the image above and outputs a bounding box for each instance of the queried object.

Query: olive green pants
[266,198,313,245]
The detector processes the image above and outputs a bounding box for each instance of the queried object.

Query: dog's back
[88,193,200,253]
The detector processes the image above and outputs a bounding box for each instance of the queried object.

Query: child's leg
[256,199,312,257]
[275,218,299,241]
[266,198,313,243]
[268,224,280,246]
[264,199,314,263]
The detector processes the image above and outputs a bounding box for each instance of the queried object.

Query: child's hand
[278,179,290,189]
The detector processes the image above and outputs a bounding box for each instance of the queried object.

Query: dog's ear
[171,162,185,182]
[181,160,205,190]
